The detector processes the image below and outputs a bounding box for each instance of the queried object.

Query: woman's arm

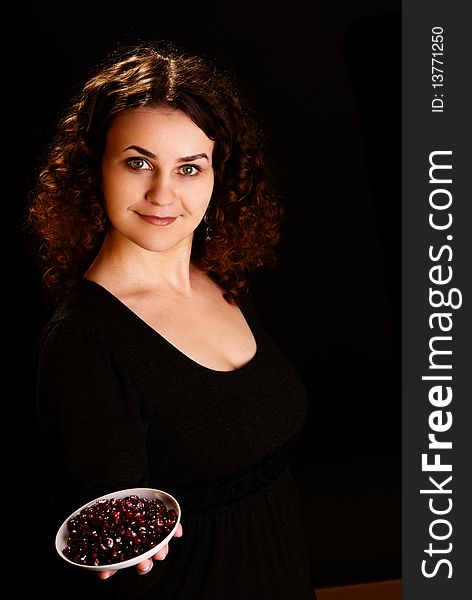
[36,314,149,518]
[35,312,183,587]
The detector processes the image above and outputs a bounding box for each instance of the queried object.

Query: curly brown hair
[26,42,283,304]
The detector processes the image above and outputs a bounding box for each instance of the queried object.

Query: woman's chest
[122,294,257,372]
[130,329,307,484]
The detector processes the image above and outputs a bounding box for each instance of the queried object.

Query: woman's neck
[84,229,197,297]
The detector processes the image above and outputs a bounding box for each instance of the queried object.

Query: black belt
[169,448,291,514]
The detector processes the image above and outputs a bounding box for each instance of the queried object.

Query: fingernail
[139,564,153,575]
[101,573,111,580]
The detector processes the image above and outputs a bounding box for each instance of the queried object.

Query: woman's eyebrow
[123,145,156,159]
[176,153,209,163]
[122,146,209,164]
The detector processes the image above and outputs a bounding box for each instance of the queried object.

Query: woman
[27,42,315,598]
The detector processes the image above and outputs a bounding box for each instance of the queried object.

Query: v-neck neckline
[80,278,259,375]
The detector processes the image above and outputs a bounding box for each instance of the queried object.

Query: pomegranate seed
[62,496,177,566]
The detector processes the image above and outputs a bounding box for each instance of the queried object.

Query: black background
[8,0,401,589]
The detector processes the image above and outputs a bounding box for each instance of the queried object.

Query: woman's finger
[173,522,183,537]
[152,543,169,561]
[136,558,154,575]
[97,569,117,580]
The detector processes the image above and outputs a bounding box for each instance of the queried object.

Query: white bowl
[55,487,181,571]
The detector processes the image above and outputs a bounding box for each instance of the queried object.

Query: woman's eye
[126,157,152,170]
[179,164,201,176]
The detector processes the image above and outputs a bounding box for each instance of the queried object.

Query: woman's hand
[97,522,183,580]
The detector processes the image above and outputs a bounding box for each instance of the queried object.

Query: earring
[204,210,212,242]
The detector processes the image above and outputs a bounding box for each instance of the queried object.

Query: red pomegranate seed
[63,496,177,566]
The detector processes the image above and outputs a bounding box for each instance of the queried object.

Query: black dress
[36,278,315,599]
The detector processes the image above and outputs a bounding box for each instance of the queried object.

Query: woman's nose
[145,175,176,206]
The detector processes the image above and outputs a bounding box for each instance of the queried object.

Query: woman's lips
[137,214,177,226]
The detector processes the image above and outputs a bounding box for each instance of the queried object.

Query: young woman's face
[101,106,215,254]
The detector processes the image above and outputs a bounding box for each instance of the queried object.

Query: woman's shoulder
[38,280,107,353]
